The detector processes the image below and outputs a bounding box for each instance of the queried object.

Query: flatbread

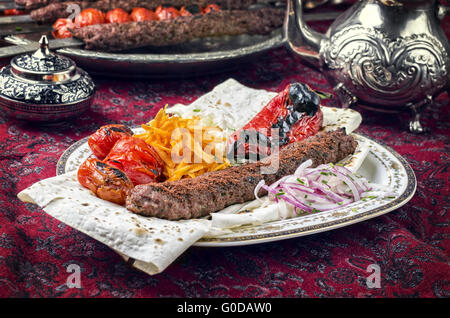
[17,78,365,276]
[168,78,362,136]
[168,79,276,136]
[17,172,210,275]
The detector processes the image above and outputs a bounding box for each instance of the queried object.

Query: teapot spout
[284,0,326,68]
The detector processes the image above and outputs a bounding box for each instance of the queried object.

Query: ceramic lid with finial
[0,35,96,121]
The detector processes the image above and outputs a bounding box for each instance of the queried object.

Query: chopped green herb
[193,109,201,112]
[351,208,358,212]
[320,172,329,176]
[312,208,320,213]
[297,178,305,185]
[314,90,333,100]
[321,180,328,185]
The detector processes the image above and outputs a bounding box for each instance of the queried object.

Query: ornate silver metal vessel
[285,0,450,133]
[0,35,95,122]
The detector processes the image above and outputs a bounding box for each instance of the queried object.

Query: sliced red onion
[254,179,266,203]
[269,175,292,189]
[260,158,388,215]
[333,165,371,192]
[309,181,346,203]
[327,169,361,201]
[261,184,282,199]
[278,181,314,193]
[252,157,392,217]
[278,193,313,213]
[294,159,313,175]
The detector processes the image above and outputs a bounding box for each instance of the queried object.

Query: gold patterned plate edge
[56,134,90,176]
[56,132,417,247]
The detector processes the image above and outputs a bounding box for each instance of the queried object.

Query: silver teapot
[285,0,450,133]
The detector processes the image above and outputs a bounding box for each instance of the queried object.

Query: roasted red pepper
[228,82,323,160]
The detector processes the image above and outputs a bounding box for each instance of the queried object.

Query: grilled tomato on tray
[77,82,324,208]
[52,4,222,39]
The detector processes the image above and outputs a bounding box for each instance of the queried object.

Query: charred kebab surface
[126,129,357,220]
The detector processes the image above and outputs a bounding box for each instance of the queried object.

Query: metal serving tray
[4,29,284,78]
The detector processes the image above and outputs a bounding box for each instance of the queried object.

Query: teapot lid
[10,35,77,83]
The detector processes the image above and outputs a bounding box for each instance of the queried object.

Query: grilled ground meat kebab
[30,2,87,23]
[15,0,89,10]
[21,0,209,11]
[70,7,285,51]
[29,0,263,22]
[126,128,358,220]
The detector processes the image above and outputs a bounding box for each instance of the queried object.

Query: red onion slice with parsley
[255,159,395,215]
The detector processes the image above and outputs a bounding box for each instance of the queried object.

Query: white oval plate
[57,132,416,247]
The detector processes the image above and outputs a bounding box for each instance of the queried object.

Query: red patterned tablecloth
[0,6,449,299]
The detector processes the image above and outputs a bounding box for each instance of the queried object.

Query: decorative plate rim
[56,132,417,247]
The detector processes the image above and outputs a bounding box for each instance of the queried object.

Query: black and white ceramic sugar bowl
[0,35,95,122]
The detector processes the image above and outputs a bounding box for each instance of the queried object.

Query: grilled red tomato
[201,4,221,14]
[3,9,26,16]
[88,124,134,160]
[155,6,180,20]
[179,6,192,16]
[130,7,158,21]
[228,83,323,160]
[104,136,165,186]
[77,157,134,205]
[74,8,105,28]
[52,18,75,39]
[106,8,131,23]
